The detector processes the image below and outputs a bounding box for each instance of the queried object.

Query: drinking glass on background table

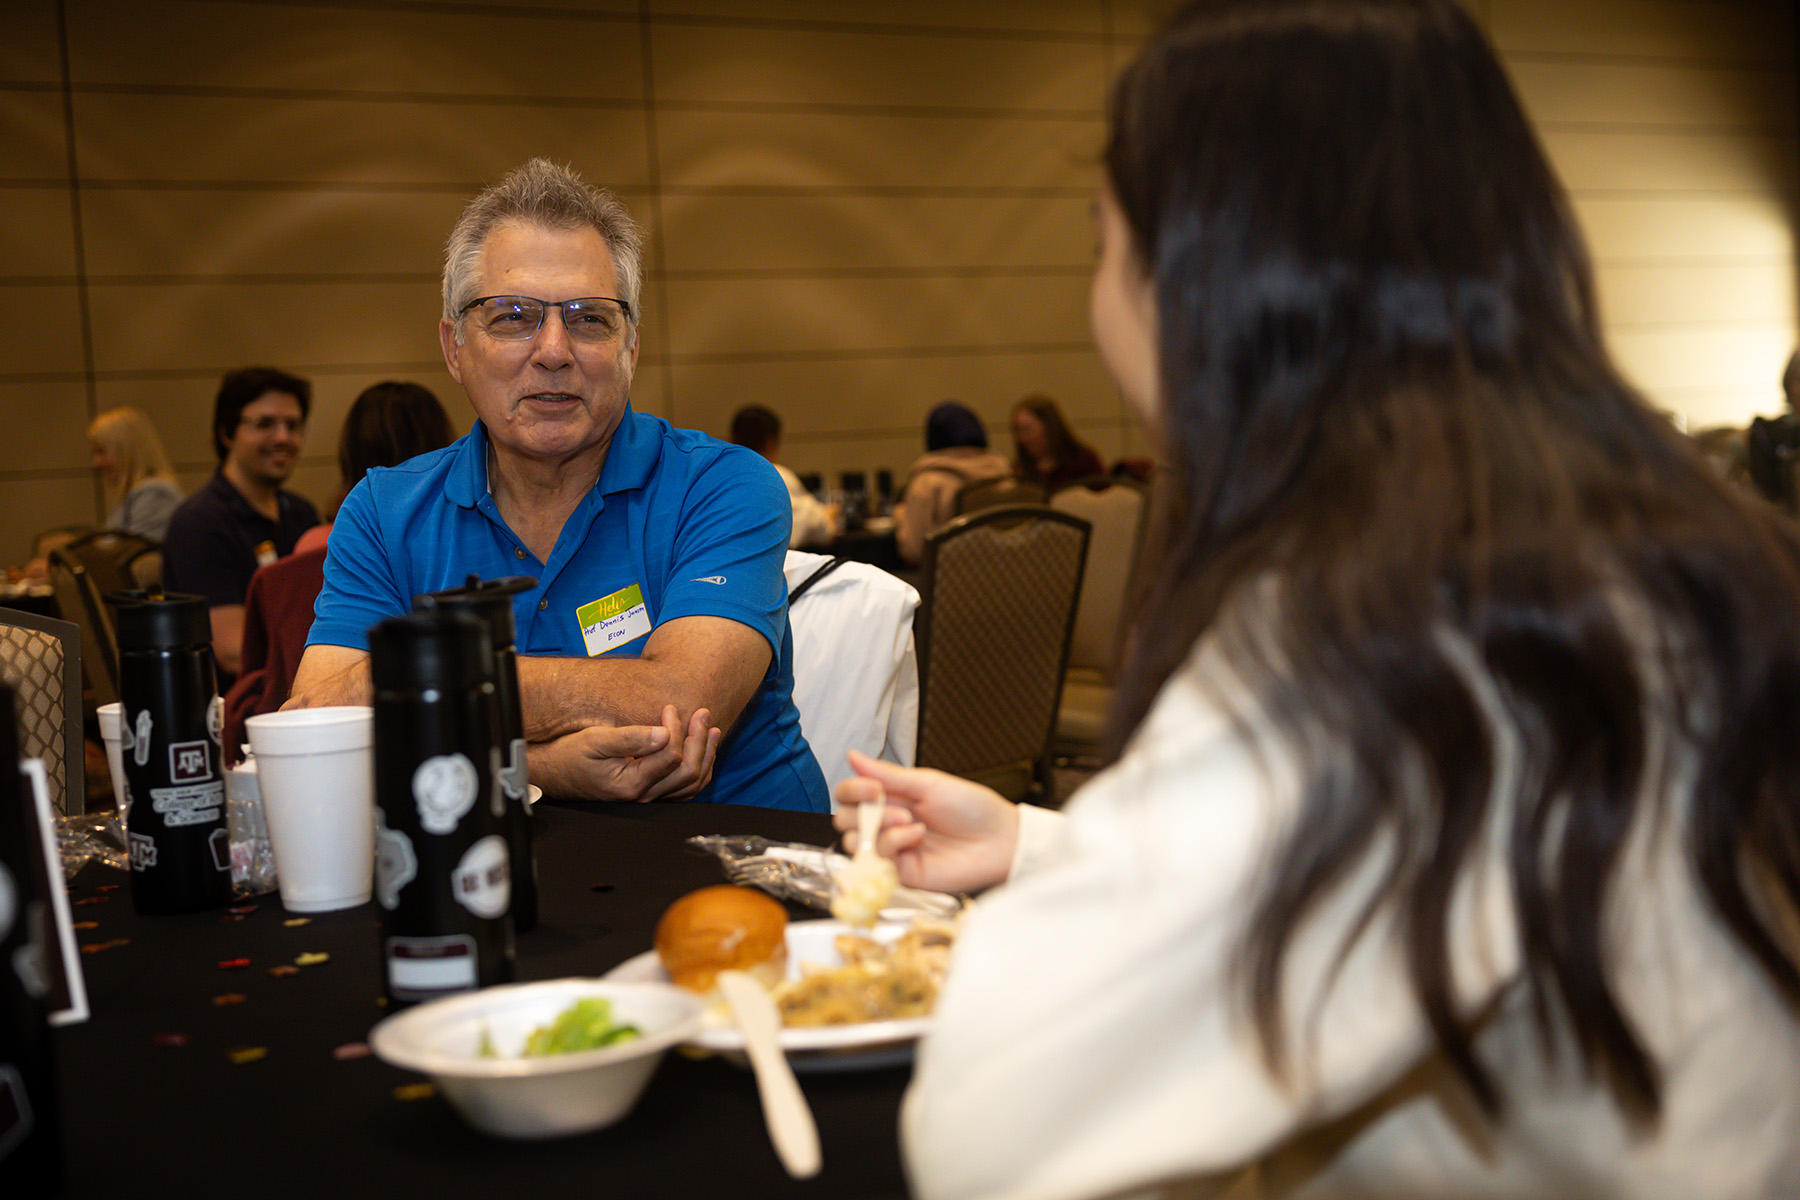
[96,701,128,822]
[244,706,376,913]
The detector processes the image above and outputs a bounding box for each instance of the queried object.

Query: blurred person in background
[294,380,456,555]
[892,401,1011,565]
[728,402,840,548]
[224,380,455,761]
[835,2,1800,1197]
[161,366,319,685]
[88,406,183,541]
[1010,393,1102,493]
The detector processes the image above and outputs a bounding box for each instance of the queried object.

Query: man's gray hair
[441,158,644,339]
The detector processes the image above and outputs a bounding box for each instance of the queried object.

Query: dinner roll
[655,885,789,993]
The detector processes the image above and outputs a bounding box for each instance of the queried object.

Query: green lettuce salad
[479,997,642,1058]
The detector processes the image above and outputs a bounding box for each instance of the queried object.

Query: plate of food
[604,885,956,1072]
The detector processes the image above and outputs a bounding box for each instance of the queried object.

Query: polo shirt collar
[445,407,655,509]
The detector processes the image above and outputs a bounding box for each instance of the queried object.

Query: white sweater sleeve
[902,661,1522,1200]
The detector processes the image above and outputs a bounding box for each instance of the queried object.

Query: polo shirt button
[515,548,525,559]
[538,599,548,610]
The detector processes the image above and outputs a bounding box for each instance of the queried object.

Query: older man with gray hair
[288,158,828,811]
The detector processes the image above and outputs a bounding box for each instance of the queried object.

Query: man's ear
[439,319,465,385]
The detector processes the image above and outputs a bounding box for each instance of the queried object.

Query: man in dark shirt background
[162,366,320,685]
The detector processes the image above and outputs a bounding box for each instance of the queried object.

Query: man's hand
[528,704,721,803]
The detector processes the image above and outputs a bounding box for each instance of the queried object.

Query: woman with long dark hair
[835,2,1800,1196]
[1010,393,1103,492]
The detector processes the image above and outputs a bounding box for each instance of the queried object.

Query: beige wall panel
[0,190,78,277]
[0,92,71,181]
[88,281,451,375]
[1544,129,1799,195]
[0,477,102,565]
[660,272,1090,358]
[659,193,1090,274]
[1573,195,1795,261]
[1508,59,1796,130]
[0,287,84,375]
[656,109,1104,191]
[1595,261,1798,326]
[0,3,62,86]
[651,24,1106,112]
[77,187,467,278]
[1491,0,1795,65]
[69,93,651,189]
[1109,1,1182,40]
[665,346,1114,448]
[65,1,644,100]
[417,0,637,10]
[1610,323,1794,413]
[648,0,1105,34]
[0,379,94,475]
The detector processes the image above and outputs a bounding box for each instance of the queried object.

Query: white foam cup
[244,707,376,913]
[96,701,128,817]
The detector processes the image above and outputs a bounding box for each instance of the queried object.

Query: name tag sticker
[577,584,652,657]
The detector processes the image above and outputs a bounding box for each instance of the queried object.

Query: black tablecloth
[55,803,910,1198]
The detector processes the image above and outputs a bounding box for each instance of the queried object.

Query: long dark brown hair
[1104,0,1800,1121]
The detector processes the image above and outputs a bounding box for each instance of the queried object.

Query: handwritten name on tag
[577,584,652,656]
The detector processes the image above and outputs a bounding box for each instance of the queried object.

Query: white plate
[603,919,931,1072]
[526,784,542,811]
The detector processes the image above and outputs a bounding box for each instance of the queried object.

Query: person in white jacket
[833,2,1800,1197]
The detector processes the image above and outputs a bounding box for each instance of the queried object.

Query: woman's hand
[832,750,1019,894]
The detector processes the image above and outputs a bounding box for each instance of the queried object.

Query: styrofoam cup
[245,707,376,913]
[96,701,128,818]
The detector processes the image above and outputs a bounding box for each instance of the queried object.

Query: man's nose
[530,306,575,365]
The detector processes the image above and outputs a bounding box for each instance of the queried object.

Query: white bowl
[369,978,705,1139]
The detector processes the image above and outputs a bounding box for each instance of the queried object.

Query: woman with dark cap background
[891,400,1011,565]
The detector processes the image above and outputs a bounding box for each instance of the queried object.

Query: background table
[55,802,911,1198]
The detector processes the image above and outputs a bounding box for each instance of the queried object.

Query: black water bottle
[0,686,63,1194]
[111,592,232,915]
[370,610,515,1006]
[415,574,538,931]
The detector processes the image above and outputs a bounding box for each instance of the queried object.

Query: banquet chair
[44,530,159,715]
[783,551,921,803]
[915,505,1088,805]
[953,475,1046,516]
[0,607,86,817]
[1049,477,1149,763]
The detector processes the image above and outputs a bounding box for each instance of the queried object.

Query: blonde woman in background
[88,406,183,541]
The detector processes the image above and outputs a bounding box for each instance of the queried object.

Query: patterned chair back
[916,505,1088,804]
[0,609,85,817]
[952,475,1047,516]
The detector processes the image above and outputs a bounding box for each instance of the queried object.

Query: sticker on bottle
[452,835,510,920]
[374,812,417,911]
[413,754,477,834]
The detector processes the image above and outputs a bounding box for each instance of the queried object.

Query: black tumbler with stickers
[414,574,539,932]
[0,686,63,1194]
[111,591,232,915]
[370,609,515,1007]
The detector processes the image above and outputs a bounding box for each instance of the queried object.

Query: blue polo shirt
[308,408,827,812]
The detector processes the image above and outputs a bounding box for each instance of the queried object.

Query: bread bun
[655,885,789,993]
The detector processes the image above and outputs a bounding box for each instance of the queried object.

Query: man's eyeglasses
[239,415,305,435]
[458,295,634,344]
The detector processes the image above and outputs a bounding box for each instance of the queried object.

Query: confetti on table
[228,1046,268,1065]
[229,903,260,916]
[79,939,129,954]
[332,1042,371,1061]
[73,896,111,906]
[392,1083,435,1101]
[212,993,247,1006]
[96,884,121,892]
[283,917,311,927]
[72,921,99,931]
[267,965,300,978]
[152,1033,190,1047]
[221,914,248,923]
[218,958,251,970]
[295,952,330,967]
